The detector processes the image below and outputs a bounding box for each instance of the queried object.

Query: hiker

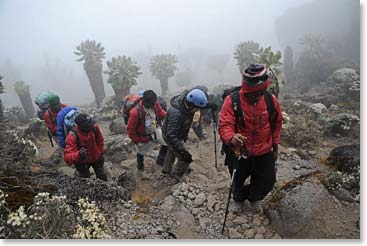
[162,88,217,180]
[64,113,107,181]
[127,90,167,171]
[219,64,283,212]
[44,94,66,138]
[56,106,79,148]
[34,91,53,120]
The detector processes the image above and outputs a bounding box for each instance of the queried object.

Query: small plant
[73,198,111,239]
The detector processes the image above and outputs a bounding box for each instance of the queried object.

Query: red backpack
[122,94,143,125]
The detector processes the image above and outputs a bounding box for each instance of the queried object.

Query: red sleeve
[218,96,236,146]
[155,102,167,119]
[43,111,56,133]
[94,124,104,154]
[127,107,149,144]
[272,95,283,145]
[64,133,81,165]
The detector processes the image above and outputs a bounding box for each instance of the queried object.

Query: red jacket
[64,124,104,165]
[219,87,283,157]
[127,100,167,144]
[44,103,67,134]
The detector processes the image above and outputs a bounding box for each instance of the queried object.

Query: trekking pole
[222,146,245,235]
[47,131,54,147]
[211,110,218,170]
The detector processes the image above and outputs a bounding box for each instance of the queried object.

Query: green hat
[48,94,60,106]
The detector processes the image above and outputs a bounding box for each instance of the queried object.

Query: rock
[244,228,256,239]
[58,166,76,177]
[265,172,341,238]
[193,192,206,207]
[327,144,359,173]
[188,192,196,200]
[252,217,261,226]
[327,68,360,85]
[191,208,199,216]
[233,216,248,225]
[254,233,264,239]
[256,226,267,234]
[326,113,359,137]
[105,135,131,163]
[272,233,282,239]
[228,228,242,239]
[181,183,189,193]
[329,104,339,111]
[229,201,243,213]
[117,167,136,190]
[309,103,327,115]
[199,217,210,229]
[109,117,127,135]
[159,195,177,211]
[329,188,355,203]
[206,195,216,210]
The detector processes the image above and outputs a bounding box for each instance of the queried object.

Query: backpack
[221,86,278,157]
[122,94,143,125]
[56,106,79,148]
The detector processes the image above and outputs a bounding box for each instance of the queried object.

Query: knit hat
[75,113,95,132]
[242,64,271,93]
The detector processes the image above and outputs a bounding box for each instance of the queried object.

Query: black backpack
[221,87,278,157]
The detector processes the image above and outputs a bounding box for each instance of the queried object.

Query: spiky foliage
[234,41,261,72]
[283,46,295,84]
[105,56,142,99]
[13,81,35,118]
[74,40,106,108]
[74,40,106,64]
[150,54,178,96]
[13,81,30,95]
[257,46,282,77]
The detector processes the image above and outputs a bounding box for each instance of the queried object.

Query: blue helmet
[137,89,145,96]
[186,89,208,108]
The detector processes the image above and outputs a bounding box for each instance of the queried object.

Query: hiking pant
[227,151,276,202]
[162,146,190,178]
[76,155,107,181]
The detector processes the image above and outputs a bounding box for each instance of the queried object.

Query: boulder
[109,117,127,135]
[325,113,359,137]
[117,167,136,191]
[327,68,360,85]
[104,135,132,164]
[193,192,206,207]
[327,144,359,173]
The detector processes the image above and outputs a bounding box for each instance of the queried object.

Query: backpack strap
[230,91,245,131]
[69,126,98,149]
[264,91,278,132]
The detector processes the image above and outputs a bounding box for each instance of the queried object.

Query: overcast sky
[0,0,314,64]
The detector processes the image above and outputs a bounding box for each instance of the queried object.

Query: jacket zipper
[250,103,256,155]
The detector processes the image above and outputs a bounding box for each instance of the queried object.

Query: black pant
[227,151,276,202]
[76,155,107,181]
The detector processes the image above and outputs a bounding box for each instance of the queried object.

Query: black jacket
[162,91,194,152]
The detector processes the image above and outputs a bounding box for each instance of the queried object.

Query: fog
[0,0,352,107]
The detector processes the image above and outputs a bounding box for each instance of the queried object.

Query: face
[143,99,156,109]
[50,103,60,111]
[244,90,265,104]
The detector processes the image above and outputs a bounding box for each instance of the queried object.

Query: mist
[0,0,355,108]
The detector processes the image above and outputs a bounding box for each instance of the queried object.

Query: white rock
[193,193,207,207]
[228,228,242,239]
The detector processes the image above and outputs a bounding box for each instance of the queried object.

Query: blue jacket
[56,106,78,148]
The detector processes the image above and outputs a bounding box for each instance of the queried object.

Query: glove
[179,149,193,163]
[79,148,88,160]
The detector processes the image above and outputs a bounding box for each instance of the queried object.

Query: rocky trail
[0,68,360,239]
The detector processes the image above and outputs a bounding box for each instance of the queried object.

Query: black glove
[179,149,193,163]
[79,148,88,160]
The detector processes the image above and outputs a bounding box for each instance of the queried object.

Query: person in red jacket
[128,90,167,171]
[219,64,283,213]
[44,94,66,137]
[64,113,107,181]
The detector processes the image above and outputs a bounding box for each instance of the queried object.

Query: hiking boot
[250,201,263,214]
[229,201,243,213]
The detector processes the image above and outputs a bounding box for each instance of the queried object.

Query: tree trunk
[160,78,168,96]
[17,92,35,119]
[84,62,106,108]
[113,87,131,109]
